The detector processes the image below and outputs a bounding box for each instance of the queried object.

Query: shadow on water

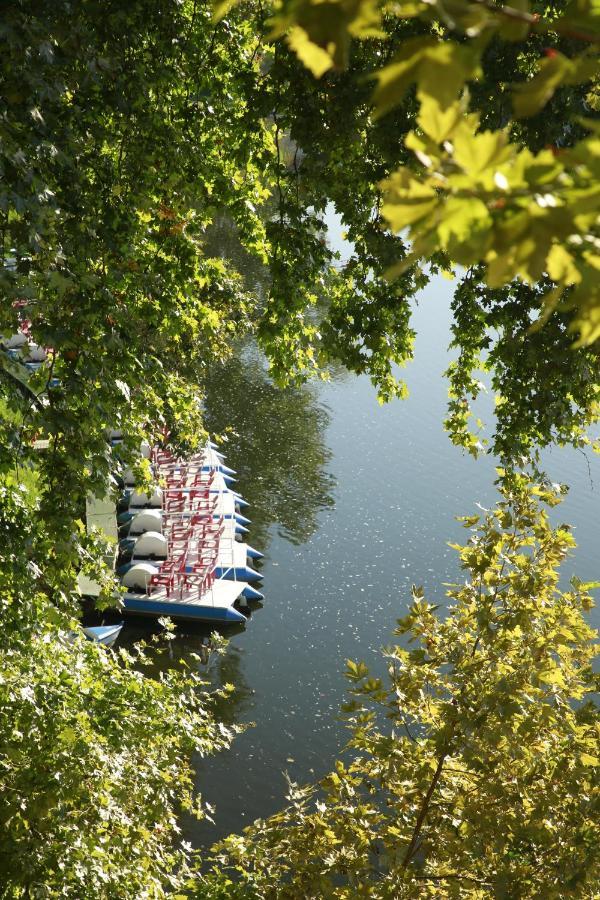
[203,345,336,549]
[114,623,256,747]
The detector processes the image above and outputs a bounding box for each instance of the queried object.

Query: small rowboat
[82,623,124,646]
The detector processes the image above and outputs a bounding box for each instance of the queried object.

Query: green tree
[203,475,600,898]
[216,0,600,460]
[0,2,270,893]
[0,483,240,895]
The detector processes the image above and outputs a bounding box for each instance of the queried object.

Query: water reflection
[203,347,336,548]
[116,623,255,723]
[202,212,270,300]
[207,645,256,726]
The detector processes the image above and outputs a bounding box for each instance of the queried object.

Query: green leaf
[497,0,531,40]
[452,126,512,176]
[417,97,463,143]
[381,169,438,228]
[286,27,337,77]
[371,37,437,118]
[546,244,582,285]
[372,40,480,120]
[271,0,383,77]
[437,197,492,259]
[416,42,481,111]
[212,0,239,21]
[512,54,573,118]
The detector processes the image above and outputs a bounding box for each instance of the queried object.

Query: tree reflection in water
[203,346,335,550]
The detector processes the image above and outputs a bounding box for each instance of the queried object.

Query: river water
[122,273,600,848]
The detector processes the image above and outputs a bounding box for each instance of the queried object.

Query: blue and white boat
[115,440,264,625]
[82,623,123,646]
[117,523,262,584]
[121,564,250,624]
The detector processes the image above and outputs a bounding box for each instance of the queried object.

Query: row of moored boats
[113,436,264,625]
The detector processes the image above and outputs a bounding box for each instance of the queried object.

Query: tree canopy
[2,0,599,482]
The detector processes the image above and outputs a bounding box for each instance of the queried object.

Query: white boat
[114,439,263,624]
[118,520,261,583]
[82,623,123,646]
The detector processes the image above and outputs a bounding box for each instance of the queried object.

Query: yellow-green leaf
[417,97,462,143]
[546,244,582,285]
[381,168,438,229]
[512,54,573,118]
[286,26,336,77]
[452,127,512,176]
[497,0,531,40]
[437,197,492,258]
[371,37,436,119]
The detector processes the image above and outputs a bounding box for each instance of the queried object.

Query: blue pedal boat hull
[123,596,246,624]
[214,565,262,583]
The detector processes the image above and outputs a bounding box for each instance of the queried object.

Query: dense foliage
[0,2,268,892]
[203,476,600,897]
[205,0,600,461]
[0,482,239,895]
[2,0,599,493]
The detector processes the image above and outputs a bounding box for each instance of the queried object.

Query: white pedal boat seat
[122,467,136,486]
[4,332,28,349]
[132,530,167,558]
[129,487,162,508]
[25,343,47,362]
[129,508,162,534]
[122,562,158,591]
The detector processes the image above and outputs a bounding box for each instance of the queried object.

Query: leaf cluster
[0,481,240,896]
[201,475,600,897]
[214,0,600,457]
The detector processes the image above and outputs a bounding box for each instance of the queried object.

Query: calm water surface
[122,276,600,847]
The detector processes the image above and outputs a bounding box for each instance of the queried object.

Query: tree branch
[401,746,450,869]
[466,0,600,44]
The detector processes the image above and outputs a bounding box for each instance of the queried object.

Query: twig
[401,746,450,869]
[466,0,600,44]
[273,113,285,229]
[576,446,594,491]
